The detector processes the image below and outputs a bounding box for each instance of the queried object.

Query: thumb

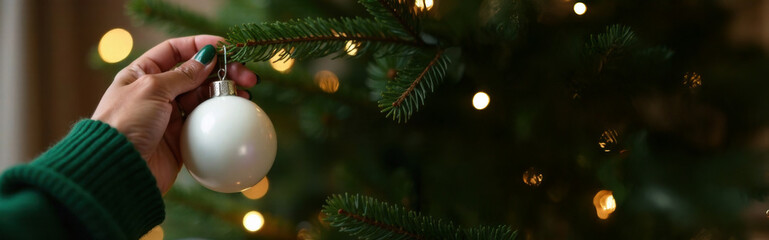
[152,44,217,98]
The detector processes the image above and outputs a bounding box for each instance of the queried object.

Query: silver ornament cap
[210,80,236,98]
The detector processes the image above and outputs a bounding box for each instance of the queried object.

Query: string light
[241,177,269,200]
[683,72,702,88]
[98,28,133,63]
[472,92,490,110]
[243,211,265,232]
[415,0,434,11]
[314,70,340,93]
[522,167,543,187]
[269,49,294,73]
[573,2,587,16]
[593,190,616,219]
[598,129,619,152]
[139,226,163,240]
[345,40,360,56]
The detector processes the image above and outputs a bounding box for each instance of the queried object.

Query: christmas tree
[119,0,769,239]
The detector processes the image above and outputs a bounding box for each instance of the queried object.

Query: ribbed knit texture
[0,120,164,239]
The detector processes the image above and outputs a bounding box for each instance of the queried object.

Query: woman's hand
[92,35,258,194]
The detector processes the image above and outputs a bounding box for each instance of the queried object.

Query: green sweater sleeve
[0,119,165,239]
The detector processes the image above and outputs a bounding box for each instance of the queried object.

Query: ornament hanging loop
[211,45,236,98]
[217,45,228,81]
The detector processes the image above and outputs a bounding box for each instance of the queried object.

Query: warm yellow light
[593,190,616,219]
[139,226,163,240]
[345,40,359,56]
[598,129,619,152]
[241,177,269,200]
[522,167,543,187]
[98,28,133,63]
[683,72,702,88]
[243,211,265,232]
[269,49,294,73]
[573,2,587,15]
[415,0,434,11]
[314,70,340,93]
[472,92,490,110]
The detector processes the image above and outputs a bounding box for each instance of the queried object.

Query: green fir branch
[224,17,423,63]
[322,193,517,240]
[358,0,423,42]
[127,0,225,36]
[586,25,637,73]
[374,48,450,123]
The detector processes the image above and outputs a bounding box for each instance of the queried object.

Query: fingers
[150,44,217,98]
[115,35,224,84]
[177,83,209,114]
[139,35,224,73]
[237,90,251,99]
[226,62,258,88]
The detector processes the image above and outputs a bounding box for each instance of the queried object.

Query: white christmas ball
[181,96,277,193]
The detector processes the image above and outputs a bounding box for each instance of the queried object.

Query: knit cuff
[0,119,164,239]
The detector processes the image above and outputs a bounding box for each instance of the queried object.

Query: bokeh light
[574,2,587,15]
[345,40,359,56]
[314,70,340,93]
[139,226,163,240]
[598,129,619,153]
[593,190,616,219]
[243,211,265,232]
[472,92,490,110]
[98,28,133,63]
[415,0,434,11]
[683,72,702,88]
[269,49,294,73]
[522,167,543,187]
[241,177,269,200]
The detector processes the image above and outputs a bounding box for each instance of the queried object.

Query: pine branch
[393,49,444,107]
[358,0,424,42]
[127,0,225,36]
[374,49,450,123]
[224,17,422,63]
[586,25,637,73]
[322,193,518,240]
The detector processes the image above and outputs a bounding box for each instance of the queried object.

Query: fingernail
[244,89,252,100]
[194,44,215,64]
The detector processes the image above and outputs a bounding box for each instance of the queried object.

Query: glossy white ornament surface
[181,96,277,193]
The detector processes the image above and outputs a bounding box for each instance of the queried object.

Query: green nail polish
[194,44,215,64]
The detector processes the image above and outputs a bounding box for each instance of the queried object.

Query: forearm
[0,120,164,239]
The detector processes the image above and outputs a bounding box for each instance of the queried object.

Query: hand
[92,35,258,194]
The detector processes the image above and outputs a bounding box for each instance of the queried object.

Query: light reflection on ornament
[415,0,434,11]
[593,190,616,219]
[243,211,265,232]
[598,129,619,152]
[242,177,269,200]
[574,2,587,15]
[345,40,360,56]
[314,70,340,93]
[472,92,490,110]
[522,167,543,187]
[98,28,133,63]
[683,72,702,88]
[269,49,294,73]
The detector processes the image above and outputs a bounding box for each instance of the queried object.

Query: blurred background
[5,0,769,239]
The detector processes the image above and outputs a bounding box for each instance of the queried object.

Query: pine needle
[322,193,518,240]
